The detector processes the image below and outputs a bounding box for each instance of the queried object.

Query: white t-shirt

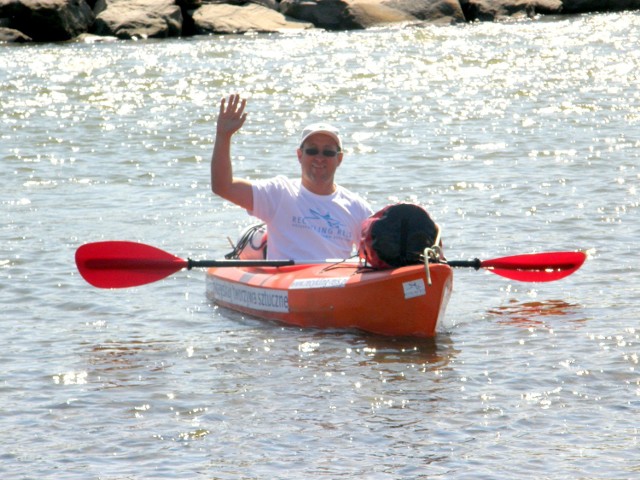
[250,176,373,261]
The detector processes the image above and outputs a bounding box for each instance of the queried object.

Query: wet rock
[381,0,465,23]
[279,0,464,30]
[91,0,183,39]
[459,0,561,21]
[561,0,640,13]
[192,3,313,34]
[347,1,419,28]
[0,0,94,41]
[1,0,639,43]
[0,25,32,41]
[279,0,355,30]
[459,0,640,21]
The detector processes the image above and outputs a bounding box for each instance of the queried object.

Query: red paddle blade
[76,241,187,288]
[481,251,587,282]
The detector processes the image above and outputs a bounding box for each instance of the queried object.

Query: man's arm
[211,94,254,211]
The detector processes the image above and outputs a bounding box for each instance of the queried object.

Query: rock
[0,0,19,17]
[1,0,640,43]
[561,0,640,13]
[459,0,561,21]
[382,0,465,23]
[215,0,280,8]
[0,0,94,41]
[348,0,418,28]
[458,0,640,21]
[92,0,183,39]
[0,25,32,41]
[279,0,464,30]
[192,3,314,34]
[279,0,354,30]
[177,0,202,8]
[76,31,118,41]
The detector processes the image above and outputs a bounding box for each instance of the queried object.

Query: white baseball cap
[299,123,342,150]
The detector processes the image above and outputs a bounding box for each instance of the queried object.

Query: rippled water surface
[2,12,639,479]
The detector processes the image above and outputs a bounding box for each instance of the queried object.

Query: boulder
[0,0,19,16]
[347,0,418,27]
[2,0,640,42]
[204,0,280,8]
[279,0,463,30]
[279,0,355,30]
[382,0,465,23]
[192,3,313,34]
[459,0,561,20]
[458,0,640,21]
[92,0,183,38]
[176,0,203,8]
[0,0,94,41]
[561,0,640,13]
[0,25,32,41]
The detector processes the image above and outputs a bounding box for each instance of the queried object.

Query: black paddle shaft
[446,259,482,270]
[186,259,295,269]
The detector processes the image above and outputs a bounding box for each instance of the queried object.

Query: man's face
[297,133,343,193]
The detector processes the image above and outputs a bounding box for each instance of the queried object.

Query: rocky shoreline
[1,0,639,43]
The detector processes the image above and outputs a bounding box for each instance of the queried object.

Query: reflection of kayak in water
[488,299,584,328]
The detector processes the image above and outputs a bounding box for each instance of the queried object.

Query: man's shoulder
[335,185,373,216]
[255,175,299,191]
[250,176,299,218]
[335,184,365,201]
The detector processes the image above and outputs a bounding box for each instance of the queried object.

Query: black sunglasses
[303,148,339,158]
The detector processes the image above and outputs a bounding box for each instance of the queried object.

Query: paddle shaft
[446,258,581,271]
[187,259,294,269]
[447,259,482,270]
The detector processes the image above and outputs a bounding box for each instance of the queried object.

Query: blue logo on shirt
[290,209,350,241]
[305,209,345,230]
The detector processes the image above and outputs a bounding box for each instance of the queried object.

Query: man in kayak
[211,93,373,261]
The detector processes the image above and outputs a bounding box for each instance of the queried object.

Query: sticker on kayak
[403,279,426,299]
[207,278,289,313]
[290,277,349,289]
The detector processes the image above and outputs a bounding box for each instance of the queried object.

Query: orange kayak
[206,262,453,338]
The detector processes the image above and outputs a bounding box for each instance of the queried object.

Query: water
[2,12,639,479]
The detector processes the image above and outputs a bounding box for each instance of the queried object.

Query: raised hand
[216,94,247,136]
[211,93,254,210]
